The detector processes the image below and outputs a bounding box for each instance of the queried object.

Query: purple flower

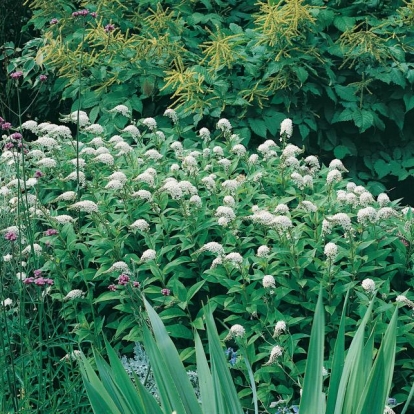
[161,288,171,296]
[10,132,22,140]
[2,122,11,130]
[104,24,115,33]
[4,142,14,150]
[133,281,140,288]
[118,273,130,285]
[44,228,58,236]
[50,18,59,25]
[34,170,43,178]
[23,277,35,284]
[5,231,18,241]
[108,284,117,292]
[34,277,46,285]
[44,278,54,285]
[33,269,43,278]
[39,74,47,82]
[10,71,23,79]
[0,117,4,124]
[90,12,97,18]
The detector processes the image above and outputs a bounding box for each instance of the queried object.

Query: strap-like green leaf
[195,330,217,414]
[144,298,203,414]
[204,303,244,414]
[326,290,348,414]
[300,286,325,414]
[355,307,398,414]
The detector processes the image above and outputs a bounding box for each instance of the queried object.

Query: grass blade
[299,286,325,414]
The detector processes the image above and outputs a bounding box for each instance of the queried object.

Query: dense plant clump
[1,106,414,412]
[3,0,414,193]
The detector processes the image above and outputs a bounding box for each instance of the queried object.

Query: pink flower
[44,229,58,236]
[118,273,130,285]
[34,170,43,178]
[33,269,42,278]
[11,132,22,140]
[2,122,11,130]
[161,288,171,296]
[23,277,35,284]
[34,277,46,285]
[108,284,117,292]
[10,71,23,79]
[39,75,47,82]
[133,281,140,288]
[5,231,17,241]
[50,18,59,25]
[104,24,115,33]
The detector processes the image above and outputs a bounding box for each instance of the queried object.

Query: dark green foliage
[6,0,414,194]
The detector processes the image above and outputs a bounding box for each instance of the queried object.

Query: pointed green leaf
[300,286,325,414]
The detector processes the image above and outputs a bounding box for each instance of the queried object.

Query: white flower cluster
[200,242,225,256]
[217,118,232,132]
[280,118,293,138]
[257,245,270,258]
[106,261,131,274]
[109,105,131,117]
[323,213,352,234]
[121,125,141,138]
[141,249,156,262]
[264,345,283,365]
[263,275,276,288]
[130,219,150,232]
[396,295,414,309]
[324,242,338,260]
[69,200,98,213]
[63,289,85,301]
[225,324,245,341]
[273,321,286,338]
[357,207,377,224]
[361,278,375,293]
[163,108,178,123]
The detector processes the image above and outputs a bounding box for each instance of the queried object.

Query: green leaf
[353,109,374,132]
[300,286,325,414]
[334,298,375,414]
[374,159,391,179]
[333,16,356,32]
[326,290,349,414]
[355,307,398,414]
[334,145,352,159]
[204,304,244,414]
[334,85,358,102]
[248,118,267,138]
[195,331,217,414]
[144,298,203,414]
[186,280,205,302]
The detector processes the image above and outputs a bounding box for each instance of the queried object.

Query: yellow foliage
[337,21,394,69]
[254,0,316,47]
[200,27,245,71]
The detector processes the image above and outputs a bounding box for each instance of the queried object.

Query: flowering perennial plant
[1,108,413,413]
